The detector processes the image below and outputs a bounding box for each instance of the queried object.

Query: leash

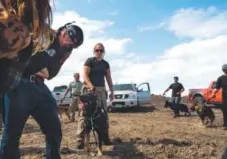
[88,92,106,146]
[82,87,107,146]
[88,109,105,146]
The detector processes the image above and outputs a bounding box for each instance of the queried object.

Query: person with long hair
[76,43,114,149]
[0,23,84,159]
[0,0,55,93]
[0,0,54,58]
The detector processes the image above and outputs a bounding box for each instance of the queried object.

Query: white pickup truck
[107,82,151,111]
[52,85,71,105]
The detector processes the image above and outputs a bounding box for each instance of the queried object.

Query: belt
[72,94,80,97]
[22,75,44,83]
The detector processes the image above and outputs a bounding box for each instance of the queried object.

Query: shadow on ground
[20,137,192,158]
[21,147,78,156]
[23,123,41,134]
[110,105,157,113]
[106,137,192,159]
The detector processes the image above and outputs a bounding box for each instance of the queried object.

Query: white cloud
[168,6,227,39]
[111,35,227,95]
[46,6,227,97]
[138,22,165,32]
[45,10,132,90]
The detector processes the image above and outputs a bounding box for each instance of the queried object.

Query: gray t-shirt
[69,81,83,96]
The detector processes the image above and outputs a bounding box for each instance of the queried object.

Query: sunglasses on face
[66,26,79,48]
[94,49,104,53]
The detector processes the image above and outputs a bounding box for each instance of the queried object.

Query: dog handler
[212,64,227,130]
[0,23,84,158]
[76,43,114,149]
[0,0,55,130]
[62,73,83,122]
[163,76,185,117]
[0,0,55,112]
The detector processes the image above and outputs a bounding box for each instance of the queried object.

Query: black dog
[189,102,215,127]
[79,93,108,156]
[164,99,191,116]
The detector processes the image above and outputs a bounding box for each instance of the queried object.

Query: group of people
[0,0,227,158]
[162,66,227,131]
[0,0,115,158]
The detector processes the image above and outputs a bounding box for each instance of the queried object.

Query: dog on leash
[189,102,215,127]
[164,99,191,116]
[79,93,108,156]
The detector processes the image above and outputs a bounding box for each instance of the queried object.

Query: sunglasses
[95,49,104,53]
[66,26,79,48]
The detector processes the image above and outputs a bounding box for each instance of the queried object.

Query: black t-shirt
[23,39,72,79]
[84,57,110,87]
[215,75,227,98]
[23,51,50,76]
[169,82,184,97]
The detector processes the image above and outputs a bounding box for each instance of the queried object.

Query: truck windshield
[53,85,67,92]
[113,84,134,91]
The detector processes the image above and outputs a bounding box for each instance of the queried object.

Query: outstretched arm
[163,84,172,95]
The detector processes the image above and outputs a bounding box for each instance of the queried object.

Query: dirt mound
[7,97,227,159]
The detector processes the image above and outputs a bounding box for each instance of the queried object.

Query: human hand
[109,91,114,101]
[79,102,87,110]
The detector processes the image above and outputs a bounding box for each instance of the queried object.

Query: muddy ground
[11,96,227,159]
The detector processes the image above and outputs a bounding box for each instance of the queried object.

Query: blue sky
[47,0,227,94]
[55,0,227,55]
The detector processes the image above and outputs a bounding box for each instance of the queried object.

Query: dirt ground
[11,96,227,159]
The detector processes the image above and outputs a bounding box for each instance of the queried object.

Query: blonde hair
[1,0,55,54]
[93,43,105,52]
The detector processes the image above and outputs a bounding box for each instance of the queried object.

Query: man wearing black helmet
[163,76,185,117]
[212,64,227,130]
[0,23,84,159]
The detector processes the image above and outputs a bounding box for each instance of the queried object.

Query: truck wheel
[193,96,204,104]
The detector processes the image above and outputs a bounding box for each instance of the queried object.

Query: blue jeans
[0,79,62,159]
[170,97,181,115]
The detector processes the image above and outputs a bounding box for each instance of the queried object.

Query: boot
[76,140,84,149]
[102,131,112,145]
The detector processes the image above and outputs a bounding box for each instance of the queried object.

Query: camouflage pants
[69,96,79,120]
[76,87,109,145]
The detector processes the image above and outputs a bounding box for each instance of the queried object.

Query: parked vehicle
[52,85,71,105]
[107,82,151,111]
[188,81,222,108]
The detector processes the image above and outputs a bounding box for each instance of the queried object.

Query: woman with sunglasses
[0,23,84,159]
[76,43,114,149]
